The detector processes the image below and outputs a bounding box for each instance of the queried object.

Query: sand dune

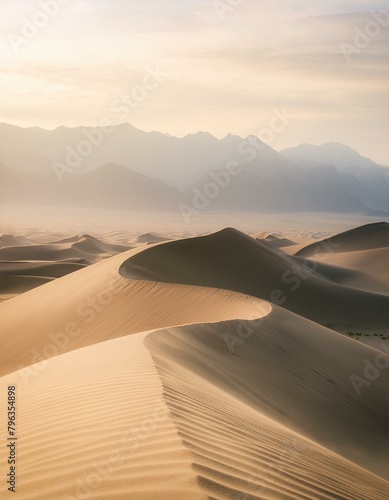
[293,255,389,296]
[0,224,388,498]
[0,246,267,376]
[0,234,31,247]
[146,309,389,481]
[1,322,387,499]
[0,261,86,297]
[54,233,131,254]
[0,234,131,300]
[147,323,389,498]
[254,232,296,248]
[121,227,389,331]
[0,242,94,262]
[0,260,86,278]
[297,221,389,256]
[0,234,130,263]
[290,222,389,296]
[129,232,172,245]
[0,333,205,500]
[0,274,53,295]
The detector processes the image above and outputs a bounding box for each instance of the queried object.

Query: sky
[0,0,388,164]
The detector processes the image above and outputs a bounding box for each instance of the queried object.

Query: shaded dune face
[296,221,389,256]
[291,224,389,296]
[145,311,389,484]
[120,227,389,330]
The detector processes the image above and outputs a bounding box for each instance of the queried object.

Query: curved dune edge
[297,247,389,294]
[120,228,389,331]
[296,222,389,256]
[0,245,271,378]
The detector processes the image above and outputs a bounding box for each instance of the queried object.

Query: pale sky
[1,0,388,164]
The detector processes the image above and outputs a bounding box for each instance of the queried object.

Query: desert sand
[0,222,388,499]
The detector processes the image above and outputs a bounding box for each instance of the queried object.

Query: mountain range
[1,122,388,215]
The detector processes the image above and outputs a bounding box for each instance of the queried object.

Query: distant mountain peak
[221,133,242,141]
[184,131,216,141]
[280,142,386,170]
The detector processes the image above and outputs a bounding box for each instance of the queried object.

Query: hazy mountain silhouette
[1,123,388,214]
[280,143,389,212]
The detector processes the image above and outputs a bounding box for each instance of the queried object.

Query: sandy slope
[1,322,387,500]
[254,232,296,248]
[296,242,389,290]
[0,333,206,500]
[0,234,130,299]
[146,310,389,481]
[290,223,389,307]
[0,235,31,247]
[293,253,389,296]
[0,225,388,498]
[289,227,389,350]
[0,261,86,278]
[0,234,129,263]
[296,222,389,256]
[0,274,54,295]
[130,232,172,245]
[0,246,266,377]
[147,322,389,499]
[121,228,389,330]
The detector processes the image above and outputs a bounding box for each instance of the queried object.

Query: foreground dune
[1,326,388,499]
[147,310,389,481]
[148,320,389,498]
[0,225,388,498]
[1,333,208,500]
